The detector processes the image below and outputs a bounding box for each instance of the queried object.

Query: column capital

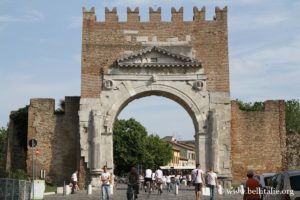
[194,131,205,138]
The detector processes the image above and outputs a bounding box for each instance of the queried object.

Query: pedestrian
[71,170,78,194]
[207,167,218,200]
[100,165,111,200]
[243,170,261,200]
[192,164,206,200]
[127,167,139,200]
[166,174,171,192]
[187,174,192,187]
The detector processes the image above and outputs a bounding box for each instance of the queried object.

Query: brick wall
[27,97,80,185]
[231,100,287,182]
[81,7,229,98]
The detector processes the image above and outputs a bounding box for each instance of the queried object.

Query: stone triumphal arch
[79,6,232,184]
[4,5,287,187]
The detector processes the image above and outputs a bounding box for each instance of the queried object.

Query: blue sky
[1,0,299,140]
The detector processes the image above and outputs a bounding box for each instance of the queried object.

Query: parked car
[255,173,276,188]
[254,173,276,200]
[264,170,300,200]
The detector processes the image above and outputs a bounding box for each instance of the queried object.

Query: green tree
[113,118,173,175]
[237,100,264,111]
[146,134,173,169]
[0,127,7,177]
[285,99,300,134]
[10,106,28,151]
[55,99,65,113]
[0,127,7,150]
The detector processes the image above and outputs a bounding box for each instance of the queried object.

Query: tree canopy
[113,118,173,175]
[10,106,28,151]
[285,99,300,134]
[237,100,264,111]
[0,127,7,176]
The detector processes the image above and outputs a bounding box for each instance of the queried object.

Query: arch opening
[111,90,201,136]
[118,95,195,140]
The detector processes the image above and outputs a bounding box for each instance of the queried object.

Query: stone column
[209,110,219,172]
[195,131,207,170]
[90,110,102,173]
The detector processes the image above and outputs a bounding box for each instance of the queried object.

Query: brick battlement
[82,6,227,23]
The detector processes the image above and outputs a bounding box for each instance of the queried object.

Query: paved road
[45,184,242,200]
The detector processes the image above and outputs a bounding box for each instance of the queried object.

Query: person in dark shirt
[127,167,139,200]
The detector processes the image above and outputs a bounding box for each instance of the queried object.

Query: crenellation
[171,7,183,22]
[82,7,96,21]
[214,6,227,21]
[105,7,118,23]
[83,6,228,24]
[127,7,140,23]
[193,6,206,21]
[149,7,161,22]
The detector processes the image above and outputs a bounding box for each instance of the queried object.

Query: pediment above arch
[117,46,201,68]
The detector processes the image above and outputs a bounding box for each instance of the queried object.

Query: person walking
[166,174,171,192]
[243,170,261,200]
[187,174,192,187]
[127,167,139,200]
[207,167,218,200]
[100,165,111,200]
[192,164,206,200]
[71,170,78,194]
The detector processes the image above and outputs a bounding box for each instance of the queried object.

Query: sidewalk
[44,184,242,200]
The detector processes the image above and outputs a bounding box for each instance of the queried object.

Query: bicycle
[145,180,152,197]
[156,179,163,195]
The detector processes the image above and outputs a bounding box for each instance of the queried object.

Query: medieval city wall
[5,117,27,172]
[81,7,229,98]
[231,100,287,182]
[26,97,80,184]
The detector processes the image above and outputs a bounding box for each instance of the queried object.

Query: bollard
[87,184,92,195]
[63,181,66,195]
[174,184,178,195]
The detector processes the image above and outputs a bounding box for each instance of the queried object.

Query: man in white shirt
[71,170,78,194]
[192,164,206,200]
[207,167,218,200]
[144,169,152,192]
[100,165,111,200]
[155,168,163,194]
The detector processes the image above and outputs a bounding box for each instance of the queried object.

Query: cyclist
[127,167,139,200]
[155,167,164,195]
[144,168,152,193]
